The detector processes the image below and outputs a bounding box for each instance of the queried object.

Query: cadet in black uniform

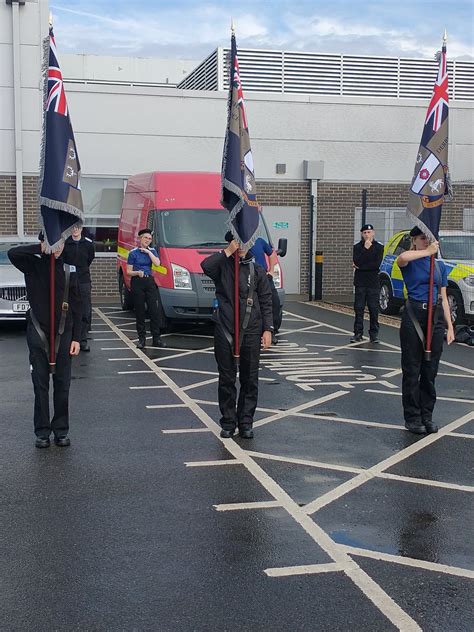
[352,224,384,343]
[201,232,273,439]
[64,223,95,352]
[8,235,82,448]
[127,228,166,349]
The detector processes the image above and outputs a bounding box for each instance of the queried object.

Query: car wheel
[379,279,400,315]
[446,287,465,327]
[119,274,134,311]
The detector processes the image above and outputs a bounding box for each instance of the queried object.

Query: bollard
[314,251,323,300]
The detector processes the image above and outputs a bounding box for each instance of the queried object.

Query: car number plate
[12,302,29,312]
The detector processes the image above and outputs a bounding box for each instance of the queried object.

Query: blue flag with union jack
[221,31,260,249]
[38,27,83,251]
[407,38,452,240]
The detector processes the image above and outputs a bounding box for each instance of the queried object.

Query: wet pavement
[0,301,473,631]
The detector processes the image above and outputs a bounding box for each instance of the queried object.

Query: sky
[50,0,474,61]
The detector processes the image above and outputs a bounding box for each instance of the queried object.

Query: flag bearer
[397,226,454,434]
[201,232,273,439]
[8,234,82,448]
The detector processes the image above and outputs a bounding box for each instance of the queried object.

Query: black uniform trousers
[27,321,73,439]
[131,276,161,341]
[400,302,445,426]
[79,281,92,343]
[267,274,282,332]
[214,324,261,430]
[354,286,380,338]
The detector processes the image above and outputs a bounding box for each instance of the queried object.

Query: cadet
[250,236,281,344]
[64,223,95,352]
[127,228,166,349]
[351,224,384,343]
[397,226,454,434]
[8,234,82,448]
[201,232,273,439]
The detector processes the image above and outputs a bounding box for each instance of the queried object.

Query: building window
[354,207,412,244]
[81,177,125,253]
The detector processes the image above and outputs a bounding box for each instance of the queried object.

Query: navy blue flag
[407,38,451,240]
[221,31,259,248]
[38,27,83,251]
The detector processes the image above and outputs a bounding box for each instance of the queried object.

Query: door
[262,205,301,294]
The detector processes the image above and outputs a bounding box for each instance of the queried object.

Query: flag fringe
[37,34,50,224]
[406,209,437,243]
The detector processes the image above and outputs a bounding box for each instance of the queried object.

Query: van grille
[0,287,27,301]
[198,274,216,293]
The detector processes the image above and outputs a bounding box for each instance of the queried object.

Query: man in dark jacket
[8,235,82,448]
[201,233,273,439]
[352,224,384,343]
[64,223,95,351]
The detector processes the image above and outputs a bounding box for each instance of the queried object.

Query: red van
[117,171,285,327]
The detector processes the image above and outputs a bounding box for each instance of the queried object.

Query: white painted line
[92,338,120,341]
[162,367,218,376]
[152,347,215,362]
[365,389,474,404]
[254,391,349,429]
[303,410,474,516]
[101,347,130,351]
[449,432,474,439]
[245,450,362,474]
[182,377,218,391]
[118,370,153,375]
[108,357,142,362]
[185,460,242,467]
[162,428,212,434]
[88,330,111,334]
[214,501,282,511]
[342,545,474,580]
[129,385,169,390]
[95,307,422,631]
[265,562,344,577]
[379,472,474,493]
[146,403,188,409]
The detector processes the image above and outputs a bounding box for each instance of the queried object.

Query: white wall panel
[0,87,14,129]
[0,130,15,172]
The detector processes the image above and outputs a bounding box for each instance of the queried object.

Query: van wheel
[119,275,134,311]
[447,288,465,327]
[379,279,400,315]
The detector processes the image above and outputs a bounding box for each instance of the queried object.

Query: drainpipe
[8,0,26,237]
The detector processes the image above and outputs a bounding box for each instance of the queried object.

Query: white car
[0,238,35,320]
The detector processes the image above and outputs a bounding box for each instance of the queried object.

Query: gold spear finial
[231,17,235,33]
[49,12,53,27]
[443,29,447,44]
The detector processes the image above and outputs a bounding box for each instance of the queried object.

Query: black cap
[138,228,152,237]
[409,226,424,237]
[224,231,234,243]
[361,224,374,231]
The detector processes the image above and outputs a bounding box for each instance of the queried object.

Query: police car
[379,230,474,325]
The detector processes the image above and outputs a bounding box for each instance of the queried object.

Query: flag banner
[221,31,259,249]
[38,27,84,252]
[406,39,451,240]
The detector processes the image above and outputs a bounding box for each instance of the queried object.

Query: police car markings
[364,388,474,404]
[95,307,422,630]
[302,410,474,517]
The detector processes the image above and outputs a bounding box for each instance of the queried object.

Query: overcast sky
[50,0,474,61]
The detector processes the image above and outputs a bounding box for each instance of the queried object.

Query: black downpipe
[308,194,314,301]
[361,189,368,227]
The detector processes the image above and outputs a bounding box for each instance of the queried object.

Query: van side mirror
[277,238,287,257]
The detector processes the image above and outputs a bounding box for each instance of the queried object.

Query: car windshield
[0,243,29,265]
[155,209,270,248]
[439,235,474,261]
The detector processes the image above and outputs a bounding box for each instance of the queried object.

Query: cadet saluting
[397,226,454,434]
[201,232,273,439]
[8,234,82,448]
[127,228,166,349]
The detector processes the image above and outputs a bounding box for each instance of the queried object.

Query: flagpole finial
[49,12,53,27]
[231,17,235,33]
[443,29,447,44]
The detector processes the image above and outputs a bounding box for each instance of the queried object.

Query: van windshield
[155,209,270,248]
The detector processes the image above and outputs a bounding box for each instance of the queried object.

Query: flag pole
[49,253,56,373]
[231,18,240,364]
[425,253,435,360]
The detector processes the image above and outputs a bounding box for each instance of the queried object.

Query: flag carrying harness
[216,261,256,350]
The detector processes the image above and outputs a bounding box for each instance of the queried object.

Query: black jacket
[353,240,384,288]
[201,251,273,335]
[8,244,82,342]
[64,236,95,283]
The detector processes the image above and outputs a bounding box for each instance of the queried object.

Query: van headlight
[273,263,282,289]
[172,264,192,290]
[462,275,474,287]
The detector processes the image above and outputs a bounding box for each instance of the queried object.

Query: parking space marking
[341,545,474,580]
[129,385,169,390]
[182,378,218,391]
[94,307,424,631]
[303,410,474,516]
[108,357,142,361]
[379,472,474,493]
[162,428,212,434]
[214,501,282,511]
[265,562,345,577]
[92,338,120,341]
[365,388,474,404]
[153,347,215,362]
[146,403,188,409]
[185,460,242,467]
[118,370,154,374]
[253,391,349,428]
[245,451,363,474]
[450,432,474,439]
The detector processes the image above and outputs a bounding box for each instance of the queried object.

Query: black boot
[136,338,146,349]
[152,338,167,348]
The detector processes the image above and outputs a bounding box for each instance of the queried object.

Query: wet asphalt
[0,301,473,631]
